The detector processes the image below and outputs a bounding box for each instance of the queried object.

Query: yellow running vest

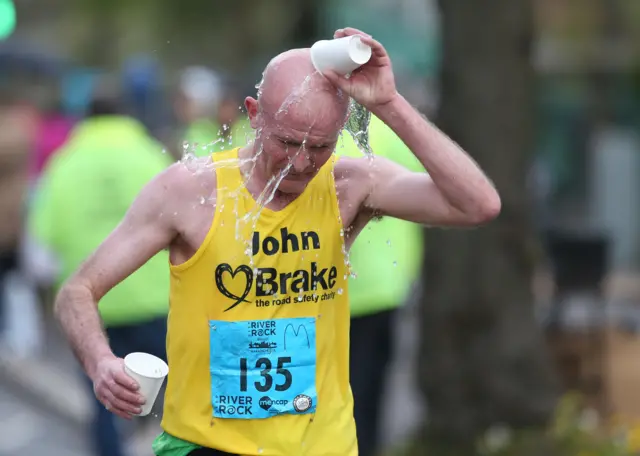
[162,148,357,455]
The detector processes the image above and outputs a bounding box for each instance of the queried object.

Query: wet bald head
[243,48,350,195]
[258,48,349,131]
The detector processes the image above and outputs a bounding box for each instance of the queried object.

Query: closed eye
[279,138,302,147]
[278,137,332,151]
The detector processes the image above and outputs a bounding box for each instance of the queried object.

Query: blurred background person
[0,90,42,358]
[337,111,425,456]
[29,94,75,186]
[172,65,250,159]
[27,84,172,456]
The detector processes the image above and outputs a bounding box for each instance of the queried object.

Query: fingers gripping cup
[124,352,169,416]
[311,35,372,76]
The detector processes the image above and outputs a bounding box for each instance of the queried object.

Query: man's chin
[277,178,310,195]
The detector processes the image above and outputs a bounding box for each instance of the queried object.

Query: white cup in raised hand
[311,35,372,76]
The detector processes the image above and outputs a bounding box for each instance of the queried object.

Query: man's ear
[245,97,260,129]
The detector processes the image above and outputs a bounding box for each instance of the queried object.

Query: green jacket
[336,115,424,317]
[184,116,252,157]
[28,116,173,326]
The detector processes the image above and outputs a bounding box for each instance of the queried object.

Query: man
[29,92,173,456]
[53,28,500,456]
[337,114,424,456]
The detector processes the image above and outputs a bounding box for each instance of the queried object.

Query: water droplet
[337,288,343,295]
[393,261,397,267]
[200,196,206,205]
[386,239,391,246]
[257,448,263,454]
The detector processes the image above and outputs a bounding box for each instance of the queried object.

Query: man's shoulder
[157,158,217,198]
[332,155,374,209]
[143,159,218,222]
[333,155,367,182]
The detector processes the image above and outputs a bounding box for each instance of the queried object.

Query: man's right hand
[92,355,145,420]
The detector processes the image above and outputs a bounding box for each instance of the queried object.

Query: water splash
[176,68,376,277]
[344,99,373,158]
[275,74,314,120]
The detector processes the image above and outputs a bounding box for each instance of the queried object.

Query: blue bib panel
[209,317,317,419]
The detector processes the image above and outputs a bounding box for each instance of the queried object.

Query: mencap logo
[259,396,288,411]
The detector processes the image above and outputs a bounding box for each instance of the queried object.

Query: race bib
[209,317,317,419]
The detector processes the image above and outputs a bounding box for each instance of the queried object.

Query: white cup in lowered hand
[311,35,372,76]
[124,352,169,416]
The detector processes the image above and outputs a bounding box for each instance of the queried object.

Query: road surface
[0,381,90,456]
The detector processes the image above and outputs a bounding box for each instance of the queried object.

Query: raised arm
[324,28,501,227]
[364,95,500,226]
[54,164,183,418]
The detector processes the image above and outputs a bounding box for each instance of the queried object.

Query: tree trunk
[415,1,559,453]
[288,0,323,48]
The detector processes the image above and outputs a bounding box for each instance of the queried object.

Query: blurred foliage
[476,393,640,456]
[59,0,310,75]
[386,394,640,456]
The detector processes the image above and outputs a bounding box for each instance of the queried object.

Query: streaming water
[344,99,373,158]
[341,99,374,277]
[179,69,374,272]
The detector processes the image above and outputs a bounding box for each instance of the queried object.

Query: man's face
[246,94,347,195]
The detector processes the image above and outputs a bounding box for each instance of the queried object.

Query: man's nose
[292,150,312,173]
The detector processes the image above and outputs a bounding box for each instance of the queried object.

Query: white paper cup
[311,35,372,75]
[124,352,169,416]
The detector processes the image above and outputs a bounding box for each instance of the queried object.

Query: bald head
[258,48,349,130]
[243,48,350,195]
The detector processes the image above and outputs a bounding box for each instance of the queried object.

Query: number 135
[239,357,293,392]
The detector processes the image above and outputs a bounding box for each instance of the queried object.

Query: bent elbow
[53,277,96,318]
[472,191,501,224]
[53,281,73,319]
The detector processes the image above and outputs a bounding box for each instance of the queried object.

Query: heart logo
[214,264,254,312]
[259,396,273,411]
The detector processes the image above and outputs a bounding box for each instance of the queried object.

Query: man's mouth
[285,174,312,181]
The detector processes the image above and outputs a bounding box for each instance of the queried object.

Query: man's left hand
[322,28,398,112]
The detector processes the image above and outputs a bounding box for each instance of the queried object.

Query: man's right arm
[54,164,182,380]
